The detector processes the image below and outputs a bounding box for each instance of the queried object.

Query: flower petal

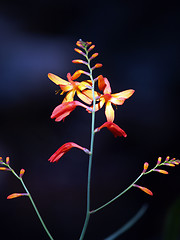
[51,101,88,122]
[105,101,114,122]
[49,142,89,162]
[62,90,76,103]
[76,90,92,105]
[48,73,68,85]
[103,78,112,94]
[95,122,127,138]
[111,89,135,99]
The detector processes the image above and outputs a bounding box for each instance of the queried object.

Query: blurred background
[0,0,179,239]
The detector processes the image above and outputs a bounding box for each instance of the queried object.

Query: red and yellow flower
[94,77,135,122]
[95,122,127,138]
[48,72,93,104]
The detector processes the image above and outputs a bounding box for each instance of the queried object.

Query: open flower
[95,122,127,137]
[49,142,90,162]
[95,77,134,122]
[48,72,92,104]
[51,101,89,122]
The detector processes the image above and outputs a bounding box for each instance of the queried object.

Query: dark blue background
[0,1,179,239]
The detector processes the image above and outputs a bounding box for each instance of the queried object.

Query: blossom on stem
[48,72,92,104]
[51,101,89,122]
[49,142,90,163]
[94,77,134,122]
[133,184,153,196]
[94,122,127,138]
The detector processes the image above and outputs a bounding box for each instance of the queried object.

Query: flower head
[95,122,127,138]
[95,77,134,122]
[49,142,90,162]
[48,72,92,104]
[51,101,89,122]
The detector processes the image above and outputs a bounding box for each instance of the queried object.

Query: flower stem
[79,46,96,240]
[90,173,144,214]
[4,163,54,240]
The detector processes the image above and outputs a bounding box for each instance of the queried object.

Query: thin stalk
[90,173,144,214]
[4,163,54,240]
[79,47,96,240]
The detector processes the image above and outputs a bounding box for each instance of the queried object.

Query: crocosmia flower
[95,122,127,138]
[48,72,92,104]
[95,77,135,122]
[51,101,89,122]
[49,142,90,162]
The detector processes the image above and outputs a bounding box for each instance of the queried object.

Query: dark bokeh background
[0,1,179,240]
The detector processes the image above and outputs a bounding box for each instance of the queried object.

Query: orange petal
[7,193,28,199]
[48,73,68,85]
[98,75,106,92]
[133,184,153,196]
[105,101,114,122]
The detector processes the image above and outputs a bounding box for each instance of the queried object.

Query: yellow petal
[110,96,125,105]
[48,73,68,85]
[78,80,92,91]
[82,89,100,100]
[76,90,92,105]
[105,101,114,122]
[60,84,73,92]
[111,89,135,99]
[94,99,105,111]
[62,90,76,103]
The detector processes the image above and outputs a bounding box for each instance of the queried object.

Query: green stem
[4,163,54,240]
[79,47,96,240]
[90,173,144,214]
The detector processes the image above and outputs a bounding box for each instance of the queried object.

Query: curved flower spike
[133,184,153,196]
[94,122,127,138]
[51,101,89,122]
[49,142,90,162]
[94,77,135,122]
[48,72,92,104]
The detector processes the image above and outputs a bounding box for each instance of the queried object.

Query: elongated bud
[20,169,25,178]
[163,163,175,167]
[90,53,98,60]
[6,157,10,165]
[7,193,29,199]
[92,63,103,70]
[153,169,169,174]
[165,156,170,161]
[133,184,153,196]
[74,48,86,57]
[72,59,88,65]
[0,167,11,171]
[156,157,161,165]
[88,45,95,52]
[143,162,149,173]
